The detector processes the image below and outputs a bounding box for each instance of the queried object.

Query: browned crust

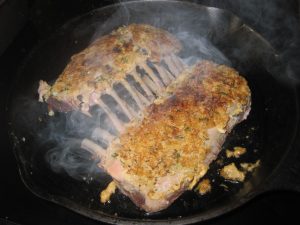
[40,24,181,109]
[116,61,250,189]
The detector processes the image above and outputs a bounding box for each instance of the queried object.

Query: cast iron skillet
[7,0,300,224]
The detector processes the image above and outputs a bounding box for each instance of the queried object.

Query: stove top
[1,1,299,225]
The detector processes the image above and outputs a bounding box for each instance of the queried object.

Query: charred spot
[168,115,174,120]
[113,46,122,53]
[123,42,131,49]
[203,95,226,109]
[123,41,132,49]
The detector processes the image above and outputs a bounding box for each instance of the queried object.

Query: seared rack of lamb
[38,24,251,213]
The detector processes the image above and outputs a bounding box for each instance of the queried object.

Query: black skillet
[7,0,300,224]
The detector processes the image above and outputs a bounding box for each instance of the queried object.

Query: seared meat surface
[38,24,183,116]
[83,61,251,212]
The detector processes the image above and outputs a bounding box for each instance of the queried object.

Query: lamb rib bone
[171,53,185,70]
[130,70,155,102]
[152,63,173,85]
[81,138,106,159]
[105,89,134,120]
[163,55,180,77]
[139,62,165,89]
[96,97,125,134]
[91,127,116,145]
[119,80,145,111]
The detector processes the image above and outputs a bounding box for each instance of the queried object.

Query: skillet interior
[8,1,299,224]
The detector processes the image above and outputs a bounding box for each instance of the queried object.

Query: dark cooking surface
[1,0,300,225]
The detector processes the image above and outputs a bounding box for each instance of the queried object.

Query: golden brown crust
[114,61,251,198]
[220,163,245,182]
[100,181,117,203]
[240,160,260,172]
[196,179,211,195]
[226,146,247,158]
[42,24,181,106]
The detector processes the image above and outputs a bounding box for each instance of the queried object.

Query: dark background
[1,0,300,224]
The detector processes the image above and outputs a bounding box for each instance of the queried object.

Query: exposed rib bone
[80,103,93,117]
[173,54,186,69]
[164,56,180,77]
[130,70,155,102]
[141,75,160,95]
[153,63,173,84]
[106,89,134,120]
[120,80,145,111]
[81,138,107,159]
[91,127,115,143]
[139,62,164,90]
[170,54,186,72]
[97,98,124,133]
[81,109,93,117]
[132,84,151,106]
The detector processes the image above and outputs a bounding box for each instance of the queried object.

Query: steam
[198,0,300,82]
[40,108,117,181]
[176,32,231,66]
[13,0,299,183]
[90,0,232,66]
[11,95,108,181]
[45,138,100,181]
